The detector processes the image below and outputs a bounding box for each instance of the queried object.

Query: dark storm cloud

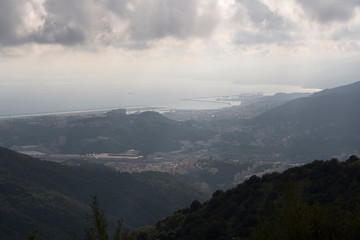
[44,0,90,27]
[241,0,285,30]
[296,0,360,23]
[29,0,89,45]
[234,0,291,45]
[129,0,217,41]
[0,0,86,46]
[0,0,25,46]
[30,19,85,46]
[0,0,218,48]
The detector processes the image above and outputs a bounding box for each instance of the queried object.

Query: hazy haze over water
[0,79,320,117]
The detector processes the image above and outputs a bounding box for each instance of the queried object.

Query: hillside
[139,156,360,240]
[253,84,360,127]
[0,111,213,155]
[312,80,360,96]
[245,81,360,162]
[0,147,209,240]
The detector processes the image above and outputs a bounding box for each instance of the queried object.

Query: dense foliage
[69,194,135,240]
[245,185,360,240]
[0,147,208,240]
[136,156,360,240]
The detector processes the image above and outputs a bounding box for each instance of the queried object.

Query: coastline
[0,84,321,119]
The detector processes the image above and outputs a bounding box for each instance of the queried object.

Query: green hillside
[139,156,360,240]
[0,147,209,240]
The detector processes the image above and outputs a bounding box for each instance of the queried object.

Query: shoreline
[0,97,242,120]
[0,88,317,120]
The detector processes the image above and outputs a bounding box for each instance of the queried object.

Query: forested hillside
[136,156,360,240]
[0,147,208,240]
[0,111,213,155]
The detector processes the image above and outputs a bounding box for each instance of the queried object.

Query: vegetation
[69,194,134,240]
[245,186,360,240]
[137,156,360,240]
[0,111,213,155]
[0,147,208,239]
[2,82,360,240]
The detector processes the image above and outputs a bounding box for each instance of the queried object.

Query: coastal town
[0,92,312,190]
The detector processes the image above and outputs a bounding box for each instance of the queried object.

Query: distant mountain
[312,80,360,96]
[249,81,360,161]
[0,111,214,155]
[0,147,208,240]
[139,156,360,240]
[254,81,360,127]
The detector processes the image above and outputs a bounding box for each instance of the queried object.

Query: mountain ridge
[139,156,360,240]
[243,81,360,162]
[253,80,360,127]
[0,146,209,240]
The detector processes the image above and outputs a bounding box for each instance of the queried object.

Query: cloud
[0,0,87,46]
[0,0,25,45]
[0,0,219,48]
[233,0,292,45]
[28,0,89,45]
[240,0,285,30]
[127,0,219,41]
[30,18,85,45]
[234,31,290,45]
[44,0,90,27]
[1,0,360,52]
[296,0,360,23]
[332,27,360,40]
[102,0,132,18]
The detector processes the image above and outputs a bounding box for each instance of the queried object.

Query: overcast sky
[1,0,360,114]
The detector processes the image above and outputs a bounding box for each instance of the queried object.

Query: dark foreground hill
[138,156,360,240]
[0,147,208,240]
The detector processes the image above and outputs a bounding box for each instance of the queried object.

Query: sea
[0,81,321,118]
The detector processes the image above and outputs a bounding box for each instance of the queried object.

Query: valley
[2,2,360,239]
[1,84,359,191]
[0,92,311,191]
[1,81,360,239]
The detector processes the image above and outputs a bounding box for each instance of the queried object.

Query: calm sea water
[0,80,320,117]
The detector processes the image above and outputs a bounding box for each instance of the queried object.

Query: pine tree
[85,194,109,240]
[70,194,135,240]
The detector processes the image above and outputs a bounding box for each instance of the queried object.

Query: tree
[26,229,39,240]
[245,183,339,240]
[71,194,134,240]
[85,194,109,240]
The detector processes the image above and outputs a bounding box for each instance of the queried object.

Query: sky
[1,0,360,115]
